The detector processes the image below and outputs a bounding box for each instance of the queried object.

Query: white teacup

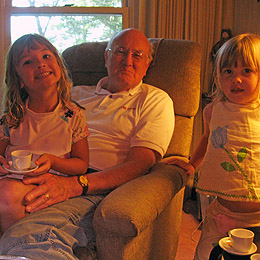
[229,228,254,253]
[251,254,260,260]
[11,150,32,171]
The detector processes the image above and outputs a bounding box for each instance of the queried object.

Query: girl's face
[16,42,61,96]
[219,58,260,104]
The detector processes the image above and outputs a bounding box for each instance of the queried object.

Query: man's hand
[23,173,82,213]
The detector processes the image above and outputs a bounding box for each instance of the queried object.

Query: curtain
[128,0,234,154]
[0,2,5,91]
[128,0,234,92]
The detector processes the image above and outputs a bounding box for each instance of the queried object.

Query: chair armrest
[93,158,190,238]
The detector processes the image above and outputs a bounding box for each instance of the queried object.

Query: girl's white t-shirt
[0,100,89,163]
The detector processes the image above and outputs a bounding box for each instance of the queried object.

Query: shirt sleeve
[70,105,90,144]
[131,89,174,157]
[0,121,10,143]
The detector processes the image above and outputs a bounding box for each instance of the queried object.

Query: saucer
[219,237,257,255]
[0,256,33,259]
[3,161,38,175]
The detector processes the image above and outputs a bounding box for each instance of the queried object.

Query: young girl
[167,33,260,260]
[0,34,89,234]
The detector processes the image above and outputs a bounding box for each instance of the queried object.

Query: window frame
[0,0,129,98]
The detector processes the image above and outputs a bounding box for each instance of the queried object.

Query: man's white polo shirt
[72,77,174,170]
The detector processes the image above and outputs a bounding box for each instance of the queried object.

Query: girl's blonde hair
[3,34,72,128]
[212,33,260,102]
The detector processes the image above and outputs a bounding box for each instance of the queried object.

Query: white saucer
[219,237,257,255]
[0,256,33,259]
[3,161,38,175]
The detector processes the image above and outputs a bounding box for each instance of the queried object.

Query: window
[10,0,128,52]
[0,0,129,91]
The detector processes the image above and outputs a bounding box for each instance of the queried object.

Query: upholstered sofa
[62,38,202,260]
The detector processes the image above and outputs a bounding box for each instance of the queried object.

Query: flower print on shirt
[60,107,74,123]
[210,125,253,199]
[210,126,228,149]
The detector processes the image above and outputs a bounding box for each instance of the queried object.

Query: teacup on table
[229,228,255,253]
[11,150,32,171]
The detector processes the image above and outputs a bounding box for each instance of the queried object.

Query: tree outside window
[10,0,125,52]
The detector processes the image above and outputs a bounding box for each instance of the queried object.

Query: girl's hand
[0,155,10,175]
[165,157,196,176]
[30,154,53,176]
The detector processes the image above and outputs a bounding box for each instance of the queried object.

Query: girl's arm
[33,137,89,176]
[189,102,213,169]
[166,102,213,175]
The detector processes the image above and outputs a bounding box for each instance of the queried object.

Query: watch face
[79,175,88,186]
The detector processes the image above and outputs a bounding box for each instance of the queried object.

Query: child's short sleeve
[70,105,89,144]
[0,121,10,143]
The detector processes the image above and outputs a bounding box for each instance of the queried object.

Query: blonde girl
[0,34,89,235]
[167,33,260,260]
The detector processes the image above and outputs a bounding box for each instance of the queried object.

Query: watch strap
[77,175,89,196]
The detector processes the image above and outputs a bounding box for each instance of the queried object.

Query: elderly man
[0,28,174,259]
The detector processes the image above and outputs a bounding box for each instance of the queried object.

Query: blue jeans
[0,195,105,260]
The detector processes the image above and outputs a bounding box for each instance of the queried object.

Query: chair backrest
[62,38,202,158]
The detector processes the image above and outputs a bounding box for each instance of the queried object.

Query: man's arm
[87,146,160,194]
[23,146,159,212]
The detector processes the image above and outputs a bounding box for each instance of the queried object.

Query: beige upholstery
[62,38,202,260]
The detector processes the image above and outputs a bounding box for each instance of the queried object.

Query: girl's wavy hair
[3,34,72,128]
[212,33,260,102]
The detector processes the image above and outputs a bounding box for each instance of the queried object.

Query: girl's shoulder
[64,101,84,114]
[59,101,86,123]
[203,102,214,124]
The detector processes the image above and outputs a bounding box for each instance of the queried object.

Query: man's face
[105,29,151,93]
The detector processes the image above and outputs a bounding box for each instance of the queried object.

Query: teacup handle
[15,159,23,169]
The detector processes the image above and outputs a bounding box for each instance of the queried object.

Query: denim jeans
[0,195,105,260]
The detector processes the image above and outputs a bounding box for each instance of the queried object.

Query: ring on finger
[44,192,50,200]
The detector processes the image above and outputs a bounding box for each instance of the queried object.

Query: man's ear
[147,59,152,68]
[144,60,152,73]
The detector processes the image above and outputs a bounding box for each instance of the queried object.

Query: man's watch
[77,175,89,196]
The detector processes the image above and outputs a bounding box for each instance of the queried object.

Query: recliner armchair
[62,38,202,260]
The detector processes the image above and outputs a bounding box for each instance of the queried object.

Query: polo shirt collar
[95,77,142,96]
